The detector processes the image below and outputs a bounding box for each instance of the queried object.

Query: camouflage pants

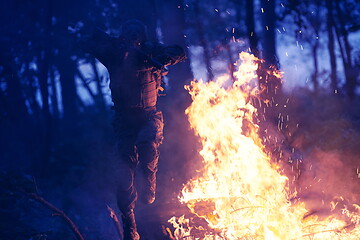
[112,108,164,213]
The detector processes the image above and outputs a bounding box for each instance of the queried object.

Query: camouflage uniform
[82,20,185,240]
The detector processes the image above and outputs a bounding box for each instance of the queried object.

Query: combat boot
[122,209,140,240]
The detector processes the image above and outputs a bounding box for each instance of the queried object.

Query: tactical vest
[139,70,160,109]
[109,60,162,111]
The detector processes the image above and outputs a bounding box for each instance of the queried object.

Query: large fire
[169,52,360,239]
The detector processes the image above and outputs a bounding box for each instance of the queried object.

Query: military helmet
[120,19,148,45]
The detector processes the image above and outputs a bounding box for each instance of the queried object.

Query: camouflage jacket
[82,29,186,111]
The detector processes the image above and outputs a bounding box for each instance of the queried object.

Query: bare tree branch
[28,193,85,240]
[106,205,123,240]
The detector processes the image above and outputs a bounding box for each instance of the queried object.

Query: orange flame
[169,52,360,239]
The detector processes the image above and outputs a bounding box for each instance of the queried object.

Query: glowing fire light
[169,52,360,239]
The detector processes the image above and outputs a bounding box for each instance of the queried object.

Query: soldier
[77,20,185,240]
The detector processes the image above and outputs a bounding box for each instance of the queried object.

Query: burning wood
[169,52,360,239]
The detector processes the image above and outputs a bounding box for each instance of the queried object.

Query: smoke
[269,87,360,220]
[155,93,202,205]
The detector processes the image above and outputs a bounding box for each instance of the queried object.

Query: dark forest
[1,0,360,239]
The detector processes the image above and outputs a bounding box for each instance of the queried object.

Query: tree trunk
[326,0,338,93]
[259,0,282,101]
[342,35,355,99]
[49,67,60,119]
[1,60,28,121]
[246,0,259,58]
[90,59,106,111]
[24,61,42,118]
[225,44,236,83]
[194,1,214,81]
[0,89,6,118]
[57,56,78,122]
[38,51,50,125]
[334,1,356,99]
[312,42,319,94]
[38,52,53,175]
[37,0,54,176]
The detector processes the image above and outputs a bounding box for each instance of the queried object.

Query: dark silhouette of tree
[193,0,215,81]
[259,0,282,101]
[246,0,260,58]
[326,0,338,93]
[283,0,359,97]
[333,0,360,99]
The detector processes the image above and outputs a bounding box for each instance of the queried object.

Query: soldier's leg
[136,141,160,204]
[136,111,164,204]
[113,112,140,240]
[116,143,140,240]
[116,144,138,214]
[121,208,140,240]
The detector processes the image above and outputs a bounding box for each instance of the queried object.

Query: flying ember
[169,52,360,240]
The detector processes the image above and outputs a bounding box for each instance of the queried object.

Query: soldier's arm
[152,44,186,67]
[77,26,116,67]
